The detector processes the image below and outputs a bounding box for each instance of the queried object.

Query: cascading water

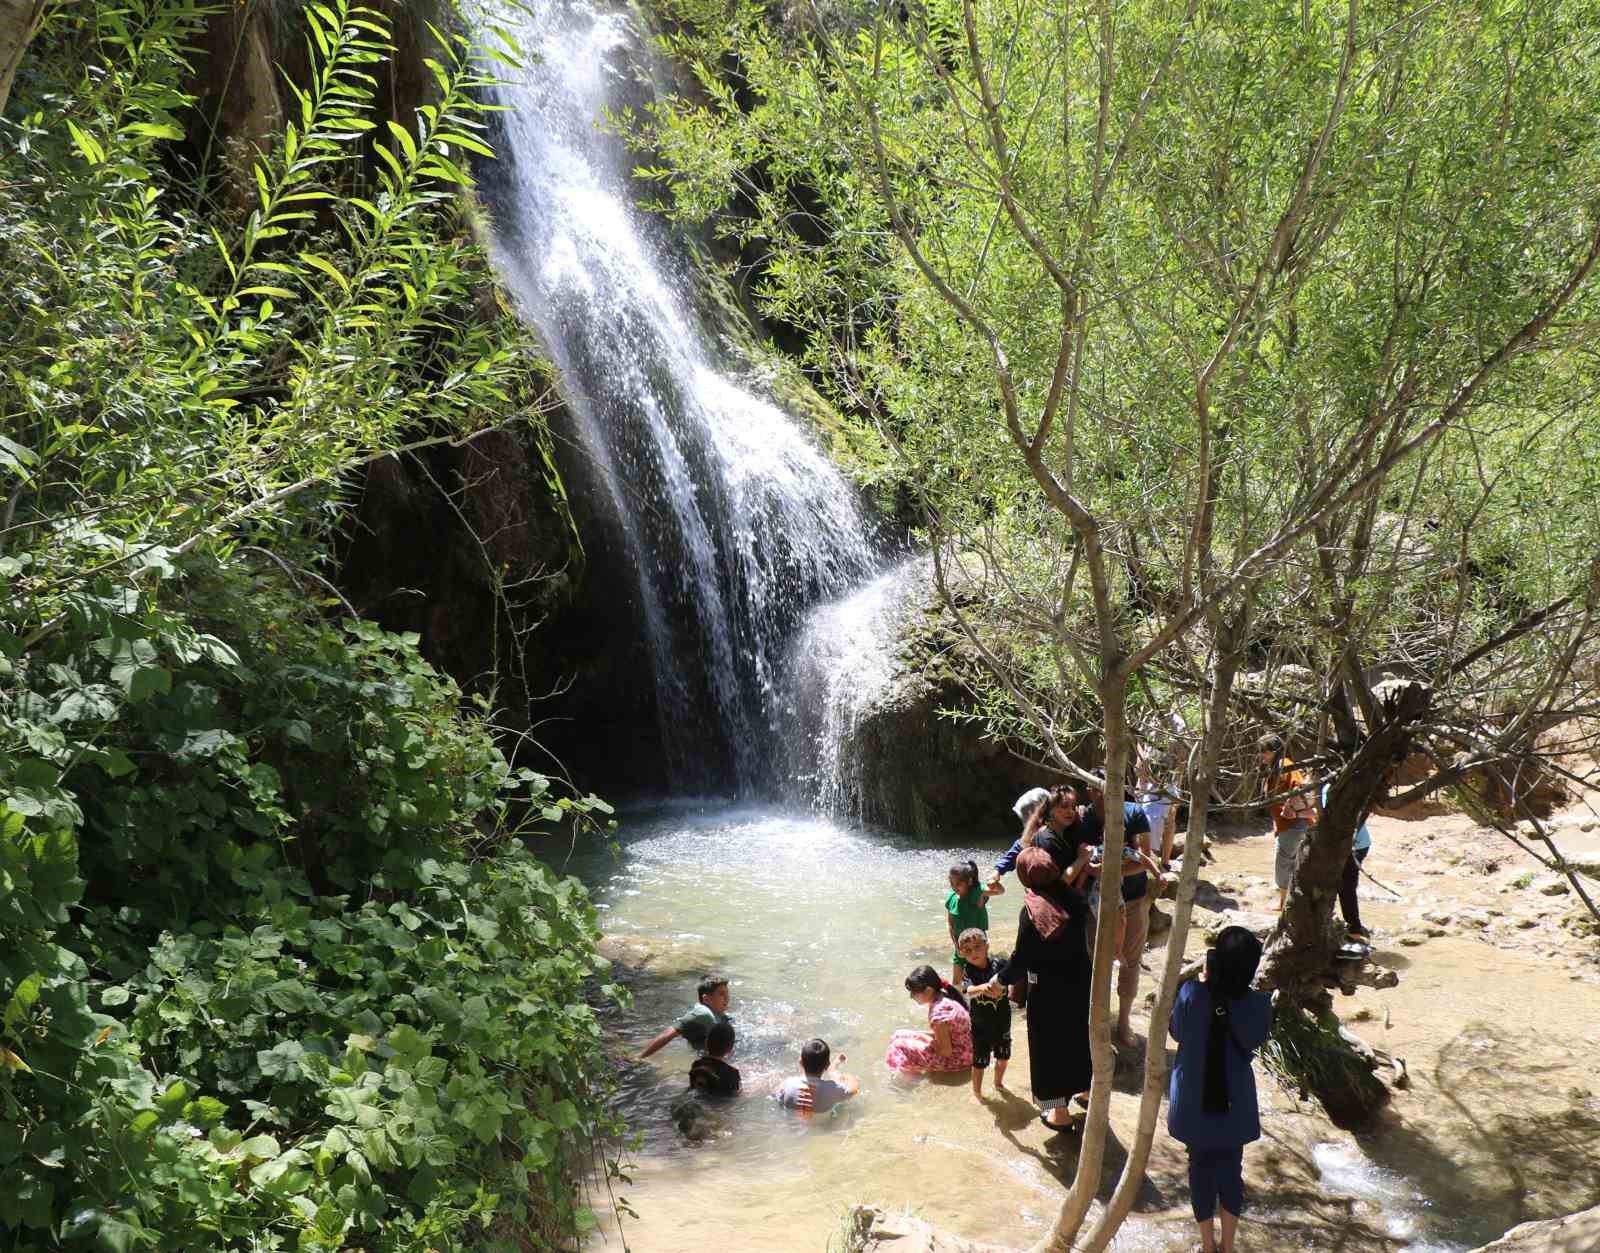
[782,558,926,821]
[479,0,883,791]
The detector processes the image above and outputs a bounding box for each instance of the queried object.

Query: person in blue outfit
[1168,925,1274,1253]
[1323,781,1375,942]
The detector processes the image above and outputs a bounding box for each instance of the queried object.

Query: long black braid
[1202,926,1265,1115]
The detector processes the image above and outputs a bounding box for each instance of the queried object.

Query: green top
[675,1002,726,1051]
[946,887,990,959]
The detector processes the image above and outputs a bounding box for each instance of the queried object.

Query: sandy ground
[1157,798,1600,1250]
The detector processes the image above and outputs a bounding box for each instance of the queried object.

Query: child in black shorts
[956,928,1011,1100]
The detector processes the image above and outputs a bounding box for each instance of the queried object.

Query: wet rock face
[179,0,663,782]
[1468,1201,1600,1251]
[801,568,1061,840]
[839,656,1043,840]
[336,424,590,743]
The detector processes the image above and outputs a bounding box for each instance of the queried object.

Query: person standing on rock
[971,845,1094,1130]
[1260,734,1318,912]
[1168,926,1274,1253]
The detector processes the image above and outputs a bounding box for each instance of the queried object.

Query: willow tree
[641,0,1600,1246]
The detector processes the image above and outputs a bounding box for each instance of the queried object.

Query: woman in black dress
[974,844,1094,1129]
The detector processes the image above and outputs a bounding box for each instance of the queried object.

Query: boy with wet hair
[956,927,1011,1100]
[687,1020,741,1096]
[639,974,732,1059]
[775,1037,858,1116]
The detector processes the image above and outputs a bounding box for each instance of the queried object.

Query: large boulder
[1469,1202,1600,1251]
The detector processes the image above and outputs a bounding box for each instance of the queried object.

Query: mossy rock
[1263,1003,1390,1130]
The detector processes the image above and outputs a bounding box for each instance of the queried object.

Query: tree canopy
[638,1,1600,1245]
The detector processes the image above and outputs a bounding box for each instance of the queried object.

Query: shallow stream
[568,803,1075,1251]
[561,803,1513,1253]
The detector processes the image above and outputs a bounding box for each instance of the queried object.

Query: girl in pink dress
[885,965,974,1073]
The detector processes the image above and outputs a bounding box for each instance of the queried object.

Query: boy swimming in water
[775,1038,859,1117]
[639,974,731,1058]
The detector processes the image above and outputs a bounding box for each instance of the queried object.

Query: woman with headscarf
[971,844,1095,1130]
[1167,926,1275,1253]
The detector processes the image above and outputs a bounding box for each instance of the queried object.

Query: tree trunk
[1030,680,1129,1252]
[0,0,49,117]
[1078,632,1245,1250]
[1260,678,1430,999]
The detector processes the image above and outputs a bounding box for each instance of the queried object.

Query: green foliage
[0,0,539,599]
[3,554,621,1250]
[637,0,1600,772]
[1261,1000,1389,1129]
[0,1,623,1247]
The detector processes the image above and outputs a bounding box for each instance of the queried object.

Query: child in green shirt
[639,975,731,1059]
[947,859,1002,986]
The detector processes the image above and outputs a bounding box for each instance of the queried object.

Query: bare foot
[994,1078,1006,1090]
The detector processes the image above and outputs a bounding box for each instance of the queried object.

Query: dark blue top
[1077,802,1153,901]
[958,954,1012,1035]
[1166,979,1274,1149]
[992,826,1084,876]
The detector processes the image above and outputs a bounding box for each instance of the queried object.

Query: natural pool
[561,802,1521,1252]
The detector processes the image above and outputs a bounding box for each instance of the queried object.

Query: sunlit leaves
[637,0,1600,769]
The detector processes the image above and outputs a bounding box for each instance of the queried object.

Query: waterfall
[781,559,925,822]
[479,0,883,791]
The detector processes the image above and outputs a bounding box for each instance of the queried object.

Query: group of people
[640,975,861,1116]
[638,741,1377,1253]
[885,767,1178,1134]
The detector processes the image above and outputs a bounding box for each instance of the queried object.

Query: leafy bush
[1,1,624,1247]
[2,556,622,1251]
